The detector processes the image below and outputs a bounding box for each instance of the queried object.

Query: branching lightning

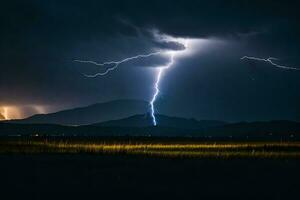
[74,52,162,77]
[241,56,300,71]
[75,34,191,126]
[75,33,299,127]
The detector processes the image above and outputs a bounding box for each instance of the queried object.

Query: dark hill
[94,114,227,130]
[6,99,149,125]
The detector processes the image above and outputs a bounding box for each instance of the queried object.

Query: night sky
[0,0,299,121]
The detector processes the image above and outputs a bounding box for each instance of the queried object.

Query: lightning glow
[0,106,17,120]
[3,107,8,120]
[241,56,300,71]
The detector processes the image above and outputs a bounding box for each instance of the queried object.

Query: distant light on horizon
[0,106,17,120]
[0,105,49,120]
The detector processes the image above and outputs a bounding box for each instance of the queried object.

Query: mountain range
[7,99,149,125]
[1,99,300,138]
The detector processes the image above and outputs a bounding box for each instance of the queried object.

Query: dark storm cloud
[0,0,300,120]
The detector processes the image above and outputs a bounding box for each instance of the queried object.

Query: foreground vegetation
[1,136,300,159]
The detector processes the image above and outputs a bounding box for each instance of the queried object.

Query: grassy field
[1,136,300,159]
[1,137,300,199]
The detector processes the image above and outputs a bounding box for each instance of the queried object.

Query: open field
[1,137,300,199]
[1,136,300,159]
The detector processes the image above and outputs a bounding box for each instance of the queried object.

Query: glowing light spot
[0,107,13,120]
[4,107,8,120]
[0,105,49,120]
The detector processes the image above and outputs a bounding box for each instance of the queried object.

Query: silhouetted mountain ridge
[94,114,227,129]
[6,99,149,125]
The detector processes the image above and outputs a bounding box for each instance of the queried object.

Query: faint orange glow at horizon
[4,107,8,119]
[0,106,20,120]
[0,105,48,120]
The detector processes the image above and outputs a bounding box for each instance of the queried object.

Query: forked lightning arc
[241,56,300,71]
[74,52,162,77]
[75,36,189,126]
[75,38,299,126]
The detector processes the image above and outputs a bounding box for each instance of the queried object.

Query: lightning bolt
[241,56,300,71]
[149,37,190,126]
[74,52,162,77]
[150,52,175,126]
[75,35,190,126]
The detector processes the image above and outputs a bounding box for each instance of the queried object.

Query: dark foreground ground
[0,155,299,200]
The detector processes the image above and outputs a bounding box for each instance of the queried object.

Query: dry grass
[1,138,300,159]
